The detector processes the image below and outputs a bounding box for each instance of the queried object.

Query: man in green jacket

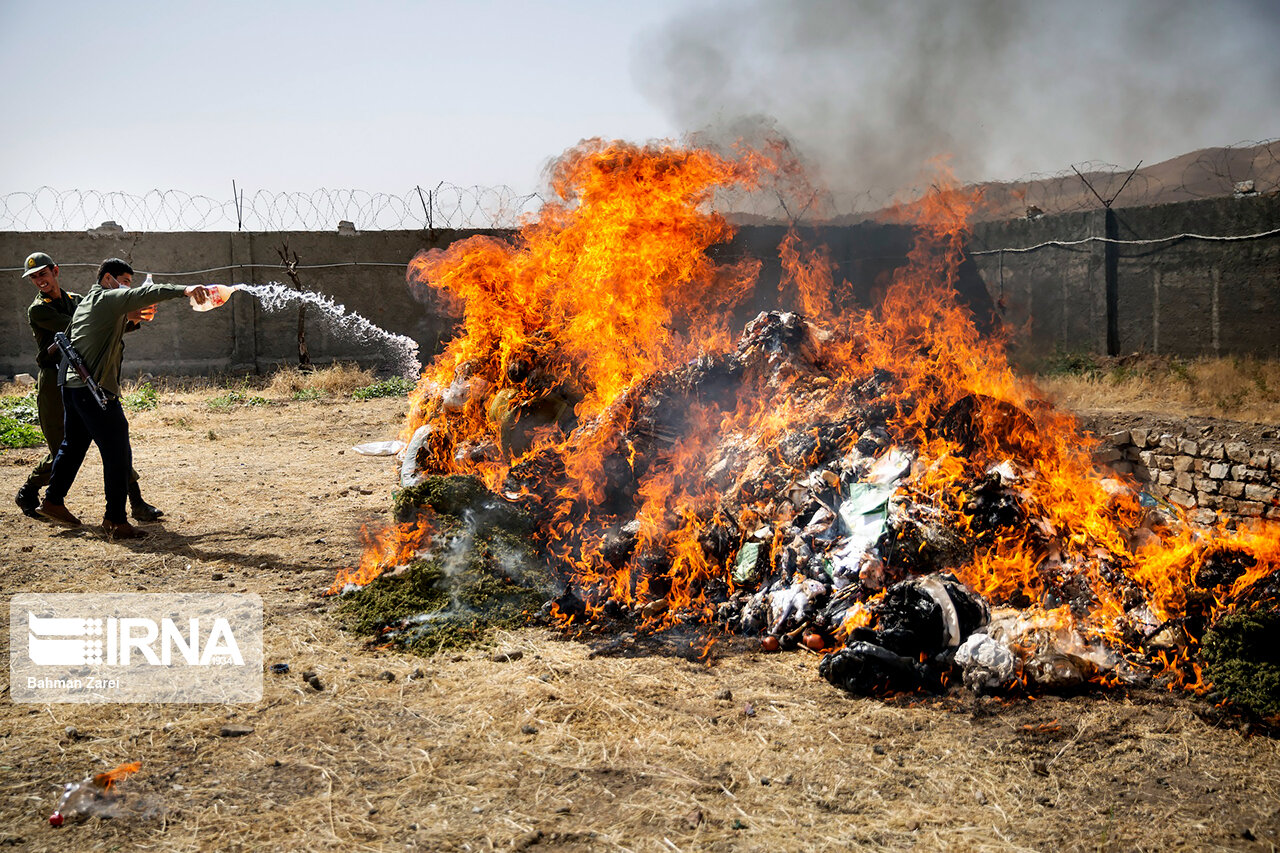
[37,258,211,539]
[15,252,164,521]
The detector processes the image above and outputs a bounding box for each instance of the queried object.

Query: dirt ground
[2,393,1279,852]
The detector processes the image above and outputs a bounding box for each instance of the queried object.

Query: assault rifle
[47,332,110,410]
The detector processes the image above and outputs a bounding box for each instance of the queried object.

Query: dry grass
[2,387,1279,851]
[0,380,37,397]
[265,363,376,399]
[1033,356,1280,423]
[8,625,1279,852]
[26,363,383,400]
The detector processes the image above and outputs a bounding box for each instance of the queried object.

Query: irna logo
[11,593,263,704]
[27,612,245,667]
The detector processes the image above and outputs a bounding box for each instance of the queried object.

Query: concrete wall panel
[4,195,1277,381]
[971,194,1280,362]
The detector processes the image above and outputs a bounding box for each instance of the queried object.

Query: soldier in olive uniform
[15,252,163,522]
[37,258,211,539]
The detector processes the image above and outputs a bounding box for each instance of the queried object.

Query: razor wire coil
[3,218,1277,278]
[1,140,1276,231]
[0,185,545,232]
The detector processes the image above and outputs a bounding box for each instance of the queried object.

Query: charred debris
[356,310,1278,715]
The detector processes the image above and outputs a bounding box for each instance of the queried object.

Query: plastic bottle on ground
[49,761,140,826]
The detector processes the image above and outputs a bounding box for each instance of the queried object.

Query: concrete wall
[3,194,1276,381]
[1,229,502,379]
[970,194,1280,362]
[2,224,933,381]
[719,223,996,333]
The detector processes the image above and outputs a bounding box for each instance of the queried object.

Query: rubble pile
[387,306,1278,705]
[341,140,1280,713]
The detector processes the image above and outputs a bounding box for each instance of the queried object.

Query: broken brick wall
[1091,424,1280,524]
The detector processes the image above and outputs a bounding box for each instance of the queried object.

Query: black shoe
[128,482,164,522]
[15,483,41,518]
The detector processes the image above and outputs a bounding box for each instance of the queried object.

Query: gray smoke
[633,0,1280,208]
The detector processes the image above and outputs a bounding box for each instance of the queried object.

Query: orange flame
[93,761,140,791]
[340,138,1279,695]
[328,517,435,594]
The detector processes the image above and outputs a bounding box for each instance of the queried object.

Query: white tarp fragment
[353,440,406,456]
[442,376,492,413]
[986,459,1020,484]
[867,447,914,485]
[954,632,1016,692]
[917,573,963,647]
[830,481,896,587]
[767,577,827,634]
[984,608,1122,687]
[400,425,433,488]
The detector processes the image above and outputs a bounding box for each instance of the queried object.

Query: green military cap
[22,252,56,277]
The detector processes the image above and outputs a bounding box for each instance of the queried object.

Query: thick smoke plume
[633,0,1280,210]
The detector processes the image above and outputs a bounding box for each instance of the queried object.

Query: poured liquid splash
[183,282,421,378]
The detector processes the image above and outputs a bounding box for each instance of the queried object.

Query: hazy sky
[3,0,1277,201]
[0,0,687,196]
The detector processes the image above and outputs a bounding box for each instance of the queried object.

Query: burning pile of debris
[336,139,1280,716]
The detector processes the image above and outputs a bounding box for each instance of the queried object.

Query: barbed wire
[4,217,1276,278]
[0,184,544,232]
[2,141,1275,231]
[965,138,1280,222]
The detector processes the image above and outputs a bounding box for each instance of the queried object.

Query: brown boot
[102,517,148,540]
[37,500,81,528]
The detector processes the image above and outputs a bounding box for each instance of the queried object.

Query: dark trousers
[26,370,140,491]
[24,369,65,490]
[45,387,134,524]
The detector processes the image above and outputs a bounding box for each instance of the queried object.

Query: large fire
[342,138,1279,697]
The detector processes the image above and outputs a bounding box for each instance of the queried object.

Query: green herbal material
[352,376,414,400]
[1201,608,1280,718]
[341,475,553,653]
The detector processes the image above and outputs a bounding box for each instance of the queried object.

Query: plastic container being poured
[189,283,240,312]
[140,273,240,312]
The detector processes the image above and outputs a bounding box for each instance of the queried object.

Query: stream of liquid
[207,282,421,378]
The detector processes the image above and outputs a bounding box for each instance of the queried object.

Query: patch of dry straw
[266,364,376,398]
[1036,357,1280,423]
